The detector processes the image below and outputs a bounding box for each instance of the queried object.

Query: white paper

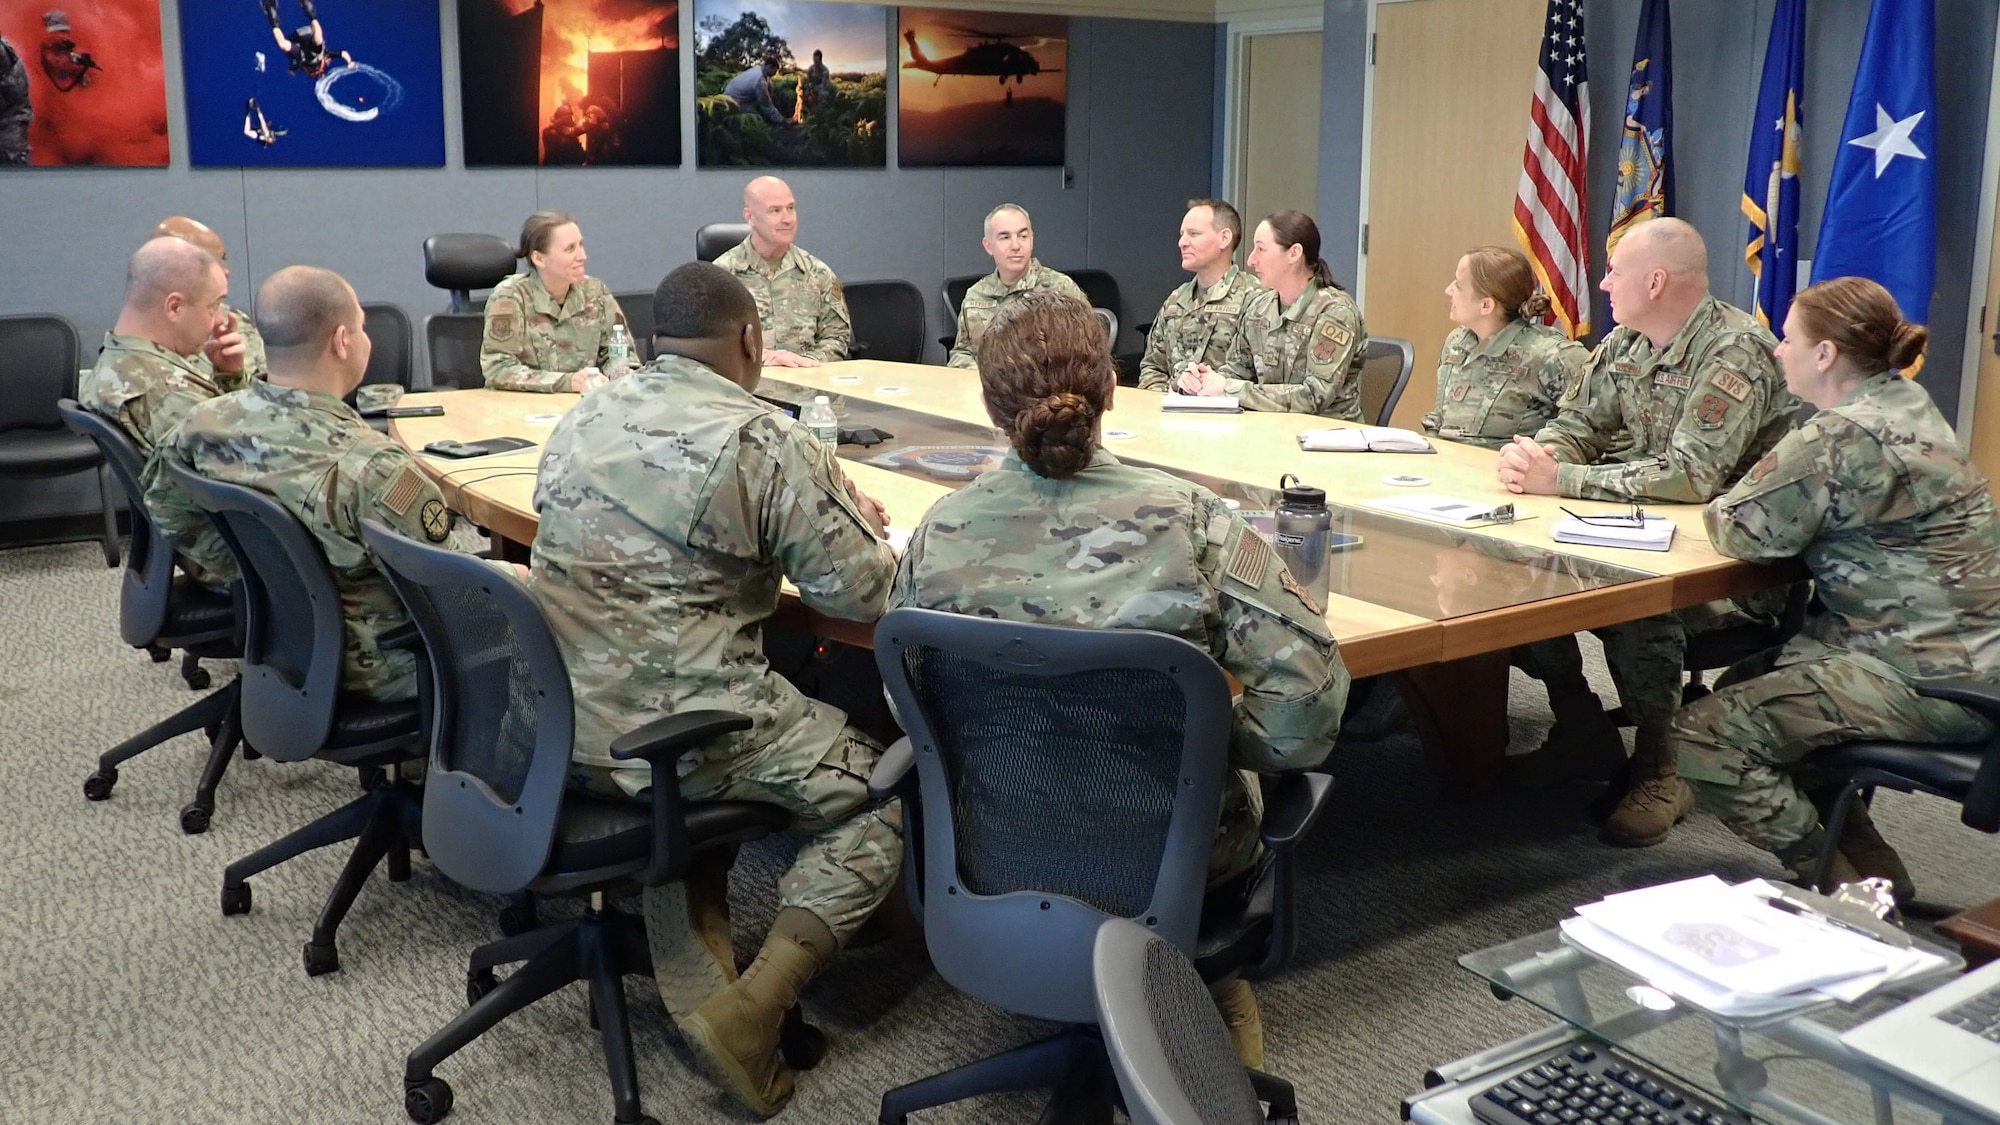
[1550,514,1676,551]
[1298,426,1433,453]
[884,526,912,553]
[1161,393,1241,412]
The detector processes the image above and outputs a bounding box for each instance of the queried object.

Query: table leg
[1392,650,1512,787]
[491,532,531,565]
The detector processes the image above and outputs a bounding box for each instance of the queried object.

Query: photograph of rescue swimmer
[0,1,169,165]
[694,0,885,168]
[897,7,1064,167]
[459,0,679,166]
[178,0,445,166]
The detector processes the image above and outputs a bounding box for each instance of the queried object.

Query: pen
[1764,896,1891,944]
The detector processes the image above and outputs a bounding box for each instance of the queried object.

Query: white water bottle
[803,395,839,447]
[605,324,633,376]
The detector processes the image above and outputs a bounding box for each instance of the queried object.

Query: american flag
[1512,0,1592,338]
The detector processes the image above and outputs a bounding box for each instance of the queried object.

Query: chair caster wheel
[83,769,117,801]
[242,745,261,760]
[221,882,252,916]
[147,644,171,663]
[496,904,538,937]
[404,1077,454,1124]
[179,802,212,834]
[465,968,498,1006]
[303,941,341,977]
[184,667,211,691]
[780,1013,827,1071]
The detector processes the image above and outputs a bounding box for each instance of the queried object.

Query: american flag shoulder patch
[382,467,426,516]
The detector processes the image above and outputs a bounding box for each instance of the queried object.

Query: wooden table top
[389,361,1789,677]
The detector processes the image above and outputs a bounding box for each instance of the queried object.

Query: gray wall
[0,4,1215,527]
[1318,0,1995,421]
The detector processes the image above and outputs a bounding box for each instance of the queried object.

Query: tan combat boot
[1599,731,1693,848]
[682,907,836,1116]
[1808,791,1915,903]
[1209,976,1264,1069]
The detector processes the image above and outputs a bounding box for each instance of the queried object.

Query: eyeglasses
[1561,504,1648,526]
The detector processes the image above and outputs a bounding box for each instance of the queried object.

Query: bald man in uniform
[712,176,851,366]
[154,216,268,386]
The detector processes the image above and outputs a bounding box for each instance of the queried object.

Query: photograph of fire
[459,0,679,166]
[694,0,885,168]
[0,0,170,166]
[897,8,1064,168]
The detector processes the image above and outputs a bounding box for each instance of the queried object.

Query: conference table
[389,360,1791,785]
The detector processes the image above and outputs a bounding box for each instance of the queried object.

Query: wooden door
[1366,0,1548,430]
[1242,32,1322,226]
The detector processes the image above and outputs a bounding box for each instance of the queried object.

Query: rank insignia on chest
[1696,393,1731,426]
[1312,321,1353,363]
[1653,368,1692,390]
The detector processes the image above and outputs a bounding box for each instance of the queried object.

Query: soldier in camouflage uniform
[154,216,269,387]
[1423,247,1586,449]
[481,211,627,393]
[716,176,851,366]
[1675,277,2000,900]
[1137,198,1263,392]
[0,32,30,165]
[894,291,1347,1070]
[530,263,899,1116]
[80,237,252,587]
[164,266,455,703]
[1500,219,1797,847]
[946,203,1089,369]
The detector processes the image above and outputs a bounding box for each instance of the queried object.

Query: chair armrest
[377,621,425,653]
[868,736,916,803]
[1914,678,2000,719]
[610,710,754,886]
[1257,771,1334,851]
[1134,321,1152,336]
[1919,679,2000,833]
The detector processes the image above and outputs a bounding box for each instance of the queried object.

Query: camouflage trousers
[571,726,903,1022]
[1673,649,1989,852]
[1212,768,1266,886]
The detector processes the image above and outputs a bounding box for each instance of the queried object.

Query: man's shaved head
[1621,217,1707,283]
[257,265,360,354]
[744,175,791,208]
[742,175,799,255]
[126,236,222,310]
[152,216,228,264]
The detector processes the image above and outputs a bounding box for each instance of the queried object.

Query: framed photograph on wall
[694,0,886,168]
[897,9,1064,167]
[459,0,680,167]
[179,0,446,167]
[0,1,170,166]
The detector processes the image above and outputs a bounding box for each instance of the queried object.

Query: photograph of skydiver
[242,95,283,145]
[259,0,351,78]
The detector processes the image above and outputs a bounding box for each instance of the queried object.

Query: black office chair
[938,273,981,351]
[423,313,488,390]
[613,290,656,363]
[845,279,926,364]
[696,222,751,263]
[423,234,516,313]
[61,401,248,835]
[1,314,118,566]
[361,302,416,389]
[359,522,802,1125]
[1358,336,1415,427]
[1093,918,1299,1125]
[868,608,1332,1123]
[170,463,425,978]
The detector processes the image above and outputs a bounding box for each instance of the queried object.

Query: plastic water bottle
[1272,473,1331,608]
[803,395,840,447]
[605,324,633,376]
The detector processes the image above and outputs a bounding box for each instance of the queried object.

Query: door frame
[1221,14,1325,237]
[1956,15,2000,438]
[1352,0,1430,308]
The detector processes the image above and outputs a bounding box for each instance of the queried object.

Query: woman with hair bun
[1423,246,1587,449]
[890,290,1349,1067]
[480,210,628,393]
[1672,276,2000,902]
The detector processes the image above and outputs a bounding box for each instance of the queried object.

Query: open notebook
[1298,427,1433,453]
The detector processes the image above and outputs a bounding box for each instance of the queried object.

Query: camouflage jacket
[166,379,456,701]
[481,272,628,392]
[1136,266,1263,391]
[890,448,1348,772]
[1422,319,1585,449]
[529,354,898,793]
[1220,281,1367,419]
[1706,372,2000,681]
[947,260,1089,369]
[714,238,852,362]
[1535,294,1794,502]
[80,331,238,583]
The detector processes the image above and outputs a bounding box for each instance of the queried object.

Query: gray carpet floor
[5,539,1997,1124]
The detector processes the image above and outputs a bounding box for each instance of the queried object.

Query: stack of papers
[1559,876,1950,1019]
[1550,514,1677,551]
[1299,426,1434,453]
[1161,393,1241,413]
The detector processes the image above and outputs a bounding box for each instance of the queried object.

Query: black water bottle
[1272,473,1330,606]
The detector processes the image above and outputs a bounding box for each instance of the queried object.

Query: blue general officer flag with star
[1743,0,1805,334]
[1812,0,1936,332]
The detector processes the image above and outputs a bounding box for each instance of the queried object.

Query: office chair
[170,464,425,977]
[1093,918,1299,1125]
[937,274,981,351]
[613,291,656,363]
[845,279,926,364]
[423,313,488,390]
[359,522,810,1125]
[1358,336,1415,427]
[1,314,118,566]
[423,234,516,313]
[360,302,415,389]
[696,222,751,263]
[868,608,1333,1123]
[1066,268,1146,377]
[61,401,248,835]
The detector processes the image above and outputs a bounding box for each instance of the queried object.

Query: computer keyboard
[1469,1043,1750,1125]
[1937,980,2000,1042]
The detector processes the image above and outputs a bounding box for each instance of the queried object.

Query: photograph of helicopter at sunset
[897,9,1063,167]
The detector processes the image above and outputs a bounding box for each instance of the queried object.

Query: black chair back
[363,521,572,894]
[169,463,345,761]
[874,607,1231,1025]
[0,314,83,432]
[424,313,488,390]
[61,400,176,646]
[613,291,656,362]
[696,222,751,263]
[360,302,414,389]
[1359,336,1415,427]
[845,280,926,364]
[1094,918,1266,1125]
[423,234,517,313]
[1065,268,1125,328]
[942,274,979,317]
